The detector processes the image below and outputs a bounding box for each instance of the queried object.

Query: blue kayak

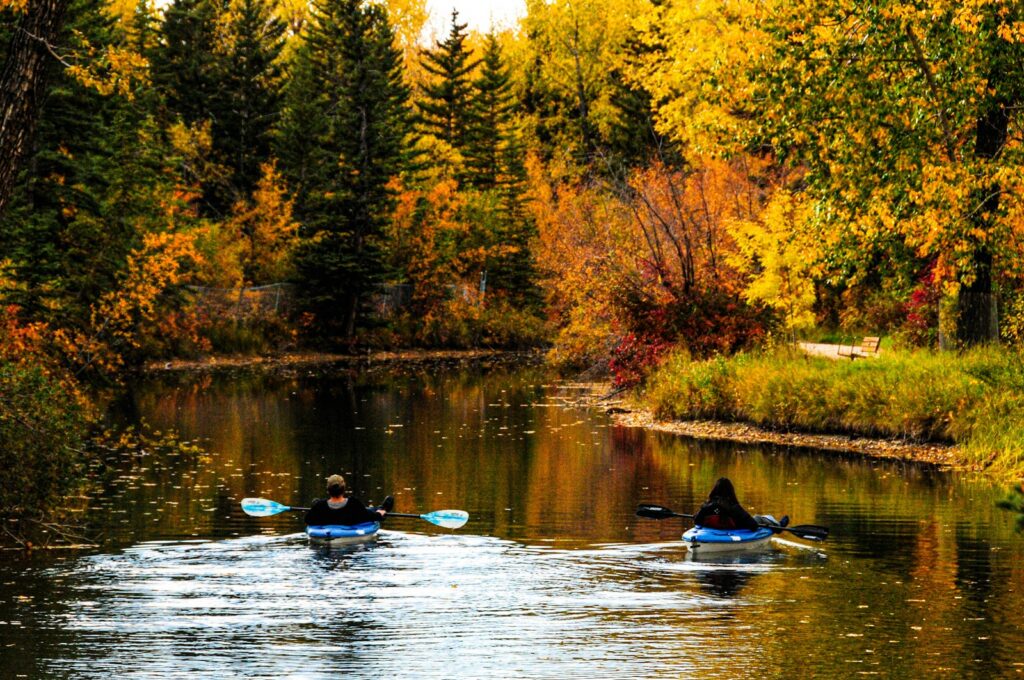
[682,525,774,554]
[306,522,380,545]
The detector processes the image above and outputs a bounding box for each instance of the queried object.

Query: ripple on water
[29,531,802,678]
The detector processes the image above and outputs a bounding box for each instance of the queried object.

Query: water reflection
[0,364,1022,678]
[687,555,768,598]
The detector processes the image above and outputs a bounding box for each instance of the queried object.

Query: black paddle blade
[636,504,693,521]
[786,524,829,541]
[636,504,676,520]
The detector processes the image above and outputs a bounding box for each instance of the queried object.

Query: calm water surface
[1,362,1022,678]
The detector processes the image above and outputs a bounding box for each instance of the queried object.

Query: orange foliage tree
[533,154,774,374]
[388,178,481,315]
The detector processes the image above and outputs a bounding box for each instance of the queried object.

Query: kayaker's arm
[304,499,329,525]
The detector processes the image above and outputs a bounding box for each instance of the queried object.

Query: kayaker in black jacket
[693,477,760,530]
[304,474,394,526]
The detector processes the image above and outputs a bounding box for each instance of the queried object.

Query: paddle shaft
[636,504,828,540]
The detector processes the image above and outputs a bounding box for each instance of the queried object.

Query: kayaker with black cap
[693,477,760,530]
[304,474,394,526]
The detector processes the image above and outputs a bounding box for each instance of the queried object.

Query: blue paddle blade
[420,509,469,529]
[241,498,290,517]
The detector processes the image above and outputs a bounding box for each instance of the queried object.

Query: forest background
[4,0,1024,522]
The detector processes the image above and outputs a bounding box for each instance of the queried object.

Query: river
[1,361,1022,678]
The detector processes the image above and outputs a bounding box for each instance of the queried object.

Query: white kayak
[682,525,775,554]
[305,522,380,545]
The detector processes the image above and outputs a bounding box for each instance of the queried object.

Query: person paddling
[304,474,394,526]
[693,477,761,530]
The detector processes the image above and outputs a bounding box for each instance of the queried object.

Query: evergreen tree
[286,0,410,339]
[416,10,478,156]
[216,0,286,204]
[464,33,515,190]
[275,41,325,215]
[0,0,175,326]
[151,0,222,127]
[154,0,284,215]
[604,3,676,170]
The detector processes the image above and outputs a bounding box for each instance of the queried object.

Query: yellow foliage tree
[728,190,820,338]
[521,0,645,157]
[635,0,1024,344]
[226,161,299,285]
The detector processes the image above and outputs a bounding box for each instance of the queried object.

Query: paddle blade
[636,504,681,520]
[787,524,829,541]
[241,498,291,517]
[420,510,469,529]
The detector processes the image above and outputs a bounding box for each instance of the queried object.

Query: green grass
[642,346,1024,478]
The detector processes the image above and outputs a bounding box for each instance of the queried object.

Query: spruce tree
[154,0,284,215]
[275,41,326,215]
[216,0,286,203]
[416,10,478,155]
[464,33,515,190]
[460,34,540,309]
[287,0,410,339]
[0,0,173,326]
[152,0,221,127]
[604,7,675,170]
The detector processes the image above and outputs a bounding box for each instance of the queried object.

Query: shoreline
[600,395,966,471]
[142,348,532,374]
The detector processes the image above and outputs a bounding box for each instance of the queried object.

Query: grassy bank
[642,347,1024,478]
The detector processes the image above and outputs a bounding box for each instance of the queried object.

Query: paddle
[241,497,469,529]
[636,503,829,541]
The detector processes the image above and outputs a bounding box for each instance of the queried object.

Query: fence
[187,283,295,321]
[188,279,485,323]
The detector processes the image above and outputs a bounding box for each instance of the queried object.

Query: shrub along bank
[642,347,1024,478]
[0,362,91,521]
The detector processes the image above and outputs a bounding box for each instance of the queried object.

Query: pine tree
[604,4,675,170]
[275,41,326,216]
[286,0,410,339]
[415,10,478,155]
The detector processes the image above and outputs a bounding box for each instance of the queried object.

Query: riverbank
[610,406,963,469]
[628,347,1024,479]
[143,348,537,374]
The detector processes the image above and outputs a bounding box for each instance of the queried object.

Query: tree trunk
[957,101,1008,346]
[0,0,69,217]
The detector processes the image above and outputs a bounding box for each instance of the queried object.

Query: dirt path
[797,341,860,359]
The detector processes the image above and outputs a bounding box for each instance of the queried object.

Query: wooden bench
[838,336,881,360]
